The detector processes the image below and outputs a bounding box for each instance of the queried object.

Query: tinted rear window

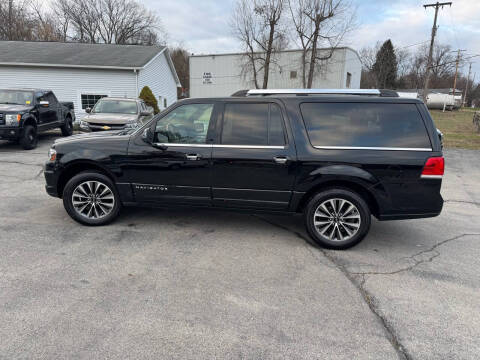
[300,103,431,149]
[222,103,286,145]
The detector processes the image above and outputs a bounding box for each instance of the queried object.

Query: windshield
[93,100,138,114]
[0,90,34,105]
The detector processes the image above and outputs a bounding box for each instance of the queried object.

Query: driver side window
[155,103,214,144]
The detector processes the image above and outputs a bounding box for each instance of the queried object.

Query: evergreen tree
[139,86,160,114]
[373,39,397,89]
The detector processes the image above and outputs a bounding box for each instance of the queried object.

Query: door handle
[186,154,201,161]
[273,156,288,165]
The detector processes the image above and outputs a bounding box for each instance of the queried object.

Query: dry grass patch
[430,109,480,149]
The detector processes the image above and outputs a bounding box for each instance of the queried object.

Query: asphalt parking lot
[1,131,479,360]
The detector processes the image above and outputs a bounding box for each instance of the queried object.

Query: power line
[422,1,452,102]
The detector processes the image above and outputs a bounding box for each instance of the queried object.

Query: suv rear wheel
[20,124,38,150]
[63,171,121,226]
[304,188,371,249]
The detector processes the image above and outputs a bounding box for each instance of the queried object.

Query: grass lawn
[430,108,480,150]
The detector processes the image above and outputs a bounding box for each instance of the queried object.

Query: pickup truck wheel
[20,125,38,150]
[304,189,371,249]
[60,117,73,136]
[63,172,121,226]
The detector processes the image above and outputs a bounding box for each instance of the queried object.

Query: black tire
[20,124,38,150]
[304,188,371,250]
[63,171,121,226]
[60,116,73,136]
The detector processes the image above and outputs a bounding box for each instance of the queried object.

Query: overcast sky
[144,0,480,79]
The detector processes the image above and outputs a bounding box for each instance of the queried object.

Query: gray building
[189,47,362,98]
[0,41,181,119]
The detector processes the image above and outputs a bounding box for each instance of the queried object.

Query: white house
[189,47,361,98]
[0,41,181,120]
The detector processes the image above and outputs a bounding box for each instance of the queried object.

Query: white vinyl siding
[0,65,137,120]
[138,51,178,111]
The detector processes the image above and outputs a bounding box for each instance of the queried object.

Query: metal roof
[0,41,165,69]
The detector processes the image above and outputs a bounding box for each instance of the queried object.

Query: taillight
[421,157,444,179]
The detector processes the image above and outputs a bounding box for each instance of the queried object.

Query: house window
[290,71,297,79]
[346,72,352,88]
[81,94,107,109]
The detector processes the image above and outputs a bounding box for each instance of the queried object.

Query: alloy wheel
[71,181,115,219]
[313,198,361,242]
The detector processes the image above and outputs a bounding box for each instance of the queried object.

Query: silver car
[79,97,153,132]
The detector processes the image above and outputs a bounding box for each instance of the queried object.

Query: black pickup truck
[0,88,75,149]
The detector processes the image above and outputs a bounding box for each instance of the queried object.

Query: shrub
[139,86,160,114]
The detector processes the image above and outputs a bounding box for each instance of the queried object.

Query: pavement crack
[0,160,43,167]
[350,233,480,276]
[252,214,411,360]
[444,199,480,206]
[35,169,44,178]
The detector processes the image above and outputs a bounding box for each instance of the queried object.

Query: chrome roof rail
[245,89,398,97]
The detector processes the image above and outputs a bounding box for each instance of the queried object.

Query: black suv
[44,89,444,249]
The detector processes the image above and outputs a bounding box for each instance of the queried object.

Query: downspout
[134,68,139,95]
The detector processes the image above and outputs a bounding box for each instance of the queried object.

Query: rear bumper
[377,194,444,220]
[377,211,442,221]
[0,127,20,139]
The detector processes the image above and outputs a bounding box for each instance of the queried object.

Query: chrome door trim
[314,146,432,151]
[154,143,286,150]
[153,143,212,148]
[213,144,285,149]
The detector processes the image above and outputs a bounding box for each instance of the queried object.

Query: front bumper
[44,162,61,198]
[0,127,20,139]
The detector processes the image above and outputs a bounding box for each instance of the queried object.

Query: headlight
[80,120,89,129]
[5,114,21,126]
[48,148,57,162]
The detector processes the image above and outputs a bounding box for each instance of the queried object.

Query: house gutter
[0,62,143,71]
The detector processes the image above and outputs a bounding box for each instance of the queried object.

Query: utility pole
[422,2,452,103]
[452,49,466,98]
[463,62,472,107]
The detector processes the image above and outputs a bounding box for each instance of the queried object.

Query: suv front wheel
[63,171,121,226]
[304,188,371,249]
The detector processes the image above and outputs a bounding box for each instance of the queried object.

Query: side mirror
[436,128,444,149]
[85,107,91,113]
[39,100,49,107]
[140,111,151,117]
[142,127,155,144]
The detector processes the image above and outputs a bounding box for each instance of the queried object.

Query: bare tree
[0,0,36,40]
[288,0,355,88]
[170,46,190,97]
[231,0,287,89]
[52,0,165,45]
[253,0,286,88]
[231,0,261,88]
